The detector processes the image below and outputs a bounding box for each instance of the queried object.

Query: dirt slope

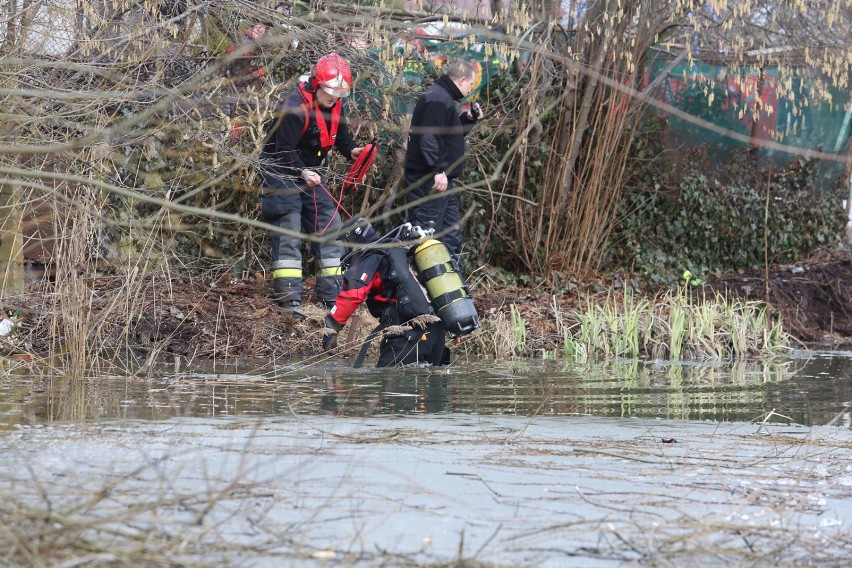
[705,248,851,344]
[6,249,850,361]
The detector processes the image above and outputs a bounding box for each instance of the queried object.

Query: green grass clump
[565,278,790,362]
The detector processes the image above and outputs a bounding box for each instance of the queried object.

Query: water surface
[2,349,850,427]
[2,350,851,566]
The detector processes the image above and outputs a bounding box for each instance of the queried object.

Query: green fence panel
[646,51,851,172]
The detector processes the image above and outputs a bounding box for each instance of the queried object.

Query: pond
[1,350,851,566]
[2,349,850,425]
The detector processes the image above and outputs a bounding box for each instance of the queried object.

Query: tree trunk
[490,0,503,20]
[558,0,608,205]
[542,0,561,21]
[847,173,852,245]
[0,177,25,297]
[846,144,852,246]
[1,0,27,297]
[2,0,18,52]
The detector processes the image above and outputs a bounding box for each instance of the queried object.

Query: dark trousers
[402,170,462,258]
[377,322,449,367]
[260,179,344,303]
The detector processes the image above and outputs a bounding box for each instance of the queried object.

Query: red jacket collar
[298,83,341,150]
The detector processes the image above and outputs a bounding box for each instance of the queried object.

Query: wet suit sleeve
[416,100,452,172]
[328,273,380,327]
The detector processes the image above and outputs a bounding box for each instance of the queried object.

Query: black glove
[324,314,344,332]
[322,328,338,352]
[322,314,344,352]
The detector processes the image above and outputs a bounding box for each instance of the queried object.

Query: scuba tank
[413,239,480,337]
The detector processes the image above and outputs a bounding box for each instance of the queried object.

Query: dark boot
[286,300,306,320]
[272,277,296,306]
[273,278,305,319]
[316,274,343,308]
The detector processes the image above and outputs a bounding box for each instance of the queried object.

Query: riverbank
[2,248,850,364]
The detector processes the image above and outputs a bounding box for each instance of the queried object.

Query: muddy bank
[1,415,851,566]
[5,249,851,361]
[704,248,852,344]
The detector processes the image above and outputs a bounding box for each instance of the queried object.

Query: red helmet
[311,53,352,98]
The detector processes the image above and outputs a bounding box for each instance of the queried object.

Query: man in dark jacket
[259,53,363,317]
[322,220,449,368]
[403,59,481,260]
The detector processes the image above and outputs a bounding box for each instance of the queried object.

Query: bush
[610,151,847,284]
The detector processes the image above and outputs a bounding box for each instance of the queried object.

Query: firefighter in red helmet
[259,53,364,318]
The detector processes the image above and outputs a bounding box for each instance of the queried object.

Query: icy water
[1,350,851,566]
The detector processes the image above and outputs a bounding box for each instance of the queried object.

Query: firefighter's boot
[272,277,305,320]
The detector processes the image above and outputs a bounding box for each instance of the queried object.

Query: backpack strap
[300,102,310,136]
[297,83,312,137]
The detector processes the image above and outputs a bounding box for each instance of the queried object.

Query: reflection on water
[1,350,850,427]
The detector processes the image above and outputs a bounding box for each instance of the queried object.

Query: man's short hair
[444,59,477,82]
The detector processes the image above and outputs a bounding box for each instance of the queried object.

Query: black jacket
[404,75,476,179]
[260,85,356,185]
